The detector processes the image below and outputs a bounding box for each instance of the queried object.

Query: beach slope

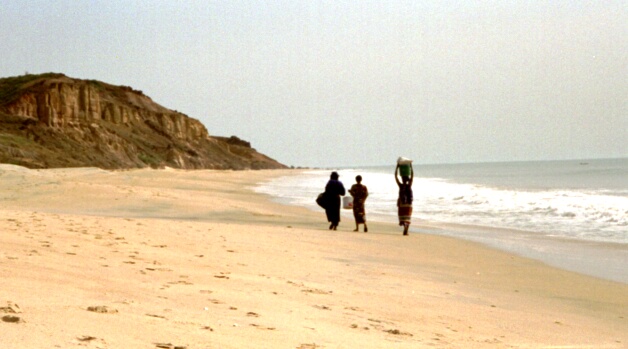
[0,165,626,348]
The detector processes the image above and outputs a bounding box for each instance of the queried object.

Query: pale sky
[1,1,626,167]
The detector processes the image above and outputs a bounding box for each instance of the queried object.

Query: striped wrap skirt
[398,204,412,225]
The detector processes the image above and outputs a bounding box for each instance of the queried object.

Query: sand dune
[0,165,626,348]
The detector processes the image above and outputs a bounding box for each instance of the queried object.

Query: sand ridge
[0,165,626,348]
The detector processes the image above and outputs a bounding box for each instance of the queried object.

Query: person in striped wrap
[395,163,414,235]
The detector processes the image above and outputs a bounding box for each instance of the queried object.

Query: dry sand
[0,165,626,348]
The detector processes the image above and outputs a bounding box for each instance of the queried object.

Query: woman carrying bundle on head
[395,158,414,235]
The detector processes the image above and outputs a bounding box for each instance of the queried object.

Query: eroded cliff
[0,73,286,170]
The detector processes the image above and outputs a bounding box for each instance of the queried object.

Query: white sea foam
[256,160,628,283]
[256,163,628,245]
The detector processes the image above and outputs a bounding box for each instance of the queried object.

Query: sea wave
[256,168,628,245]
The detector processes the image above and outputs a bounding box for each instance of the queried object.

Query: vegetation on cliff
[0,73,286,170]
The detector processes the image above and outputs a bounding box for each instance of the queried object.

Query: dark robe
[324,179,345,224]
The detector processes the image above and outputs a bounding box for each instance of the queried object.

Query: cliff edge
[0,73,286,169]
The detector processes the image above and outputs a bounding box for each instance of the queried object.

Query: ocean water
[255,158,628,283]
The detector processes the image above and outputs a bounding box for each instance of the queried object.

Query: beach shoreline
[405,221,628,285]
[256,165,628,284]
[1,166,626,348]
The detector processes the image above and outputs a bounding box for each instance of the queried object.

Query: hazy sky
[1,1,626,167]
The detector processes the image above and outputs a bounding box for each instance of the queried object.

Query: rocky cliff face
[0,73,286,170]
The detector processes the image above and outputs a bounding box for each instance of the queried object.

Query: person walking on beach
[395,163,414,235]
[349,175,369,233]
[324,171,346,230]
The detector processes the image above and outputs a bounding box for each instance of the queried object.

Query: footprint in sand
[350,324,370,330]
[385,329,413,337]
[0,302,22,314]
[154,343,187,349]
[87,306,118,314]
[302,288,332,295]
[214,272,230,279]
[146,314,168,319]
[76,335,97,342]
[287,281,332,295]
[313,305,331,311]
[297,344,321,349]
[2,315,22,323]
[165,280,193,286]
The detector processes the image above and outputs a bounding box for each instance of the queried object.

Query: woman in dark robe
[324,171,345,230]
[349,175,368,232]
[395,163,414,235]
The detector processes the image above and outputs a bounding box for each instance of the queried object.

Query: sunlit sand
[1,165,626,348]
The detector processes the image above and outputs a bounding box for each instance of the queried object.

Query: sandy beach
[1,165,626,349]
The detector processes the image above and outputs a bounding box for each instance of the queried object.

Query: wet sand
[1,165,626,348]
[415,222,628,284]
